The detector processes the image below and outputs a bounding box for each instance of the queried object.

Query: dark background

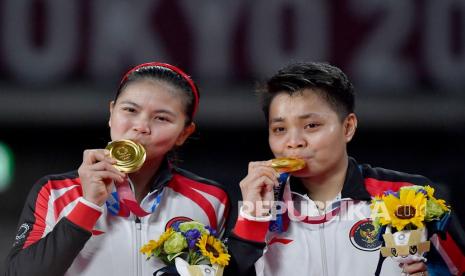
[1,0,464,272]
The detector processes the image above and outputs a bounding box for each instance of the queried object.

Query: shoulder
[360,163,432,185]
[29,170,81,197]
[358,162,434,196]
[35,170,80,186]
[169,167,230,204]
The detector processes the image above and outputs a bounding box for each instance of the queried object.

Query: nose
[286,130,306,149]
[132,117,151,135]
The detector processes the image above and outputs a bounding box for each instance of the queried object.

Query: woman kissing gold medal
[105,139,146,173]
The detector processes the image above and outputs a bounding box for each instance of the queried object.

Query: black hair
[259,62,355,122]
[116,66,199,125]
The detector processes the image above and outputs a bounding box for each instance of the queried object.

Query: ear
[108,101,115,128]
[175,122,196,146]
[343,113,357,143]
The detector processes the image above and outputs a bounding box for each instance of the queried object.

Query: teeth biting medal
[271,157,306,172]
[105,139,146,173]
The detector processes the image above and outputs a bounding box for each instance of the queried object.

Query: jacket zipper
[135,217,142,276]
[318,208,328,276]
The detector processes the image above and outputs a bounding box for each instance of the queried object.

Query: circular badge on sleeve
[349,219,382,251]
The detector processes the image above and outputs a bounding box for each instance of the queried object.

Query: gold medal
[271,157,306,173]
[105,139,146,173]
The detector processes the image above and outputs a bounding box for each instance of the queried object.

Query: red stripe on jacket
[182,178,229,206]
[178,175,230,229]
[433,232,465,275]
[169,175,219,230]
[54,186,82,220]
[364,178,413,197]
[24,178,80,248]
[268,237,293,246]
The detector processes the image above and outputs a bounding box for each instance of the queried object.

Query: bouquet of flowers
[140,221,230,276]
[370,185,450,263]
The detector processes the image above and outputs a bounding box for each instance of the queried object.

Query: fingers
[239,161,283,217]
[89,161,126,181]
[78,149,127,206]
[91,170,125,185]
[246,161,279,182]
[240,162,279,195]
[82,149,115,166]
[400,261,428,276]
[247,160,274,174]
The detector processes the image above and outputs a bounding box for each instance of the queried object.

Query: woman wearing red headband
[5,62,230,276]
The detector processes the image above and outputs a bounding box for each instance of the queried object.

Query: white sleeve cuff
[239,206,273,222]
[79,197,104,213]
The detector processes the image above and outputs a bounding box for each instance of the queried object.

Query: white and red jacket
[227,158,465,276]
[6,161,230,276]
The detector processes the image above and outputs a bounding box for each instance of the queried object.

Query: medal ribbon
[269,173,290,233]
[106,179,163,217]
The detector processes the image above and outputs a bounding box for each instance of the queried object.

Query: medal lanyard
[269,173,290,233]
[106,178,164,217]
[269,176,344,232]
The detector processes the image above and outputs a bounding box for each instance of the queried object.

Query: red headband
[120,62,199,118]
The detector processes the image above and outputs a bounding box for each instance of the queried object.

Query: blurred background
[0,0,464,271]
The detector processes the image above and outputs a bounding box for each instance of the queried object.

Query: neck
[301,156,349,205]
[130,158,163,203]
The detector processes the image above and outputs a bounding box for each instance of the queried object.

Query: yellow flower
[140,228,174,256]
[197,234,230,266]
[380,189,427,231]
[425,186,450,212]
[370,196,382,209]
[140,240,158,255]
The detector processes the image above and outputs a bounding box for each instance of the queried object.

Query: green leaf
[167,252,184,262]
[154,247,162,257]
[178,221,209,235]
[425,200,445,221]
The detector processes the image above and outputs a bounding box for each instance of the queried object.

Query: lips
[126,137,143,144]
[286,155,311,160]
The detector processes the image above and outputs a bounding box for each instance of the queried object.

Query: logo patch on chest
[349,219,382,251]
[165,216,193,231]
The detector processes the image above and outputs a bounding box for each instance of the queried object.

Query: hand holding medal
[105,139,156,217]
[269,158,306,232]
[239,158,305,219]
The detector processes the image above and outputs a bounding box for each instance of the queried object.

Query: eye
[122,107,136,113]
[271,127,286,134]
[409,245,418,254]
[390,248,398,257]
[154,116,170,122]
[304,123,320,129]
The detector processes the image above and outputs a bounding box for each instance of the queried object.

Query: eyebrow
[118,100,178,117]
[270,113,322,123]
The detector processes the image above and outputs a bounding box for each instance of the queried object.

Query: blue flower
[171,221,182,232]
[183,229,201,249]
[204,226,217,237]
[383,190,398,197]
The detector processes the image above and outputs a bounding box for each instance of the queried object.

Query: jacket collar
[289,157,372,201]
[149,158,174,192]
[341,157,372,201]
